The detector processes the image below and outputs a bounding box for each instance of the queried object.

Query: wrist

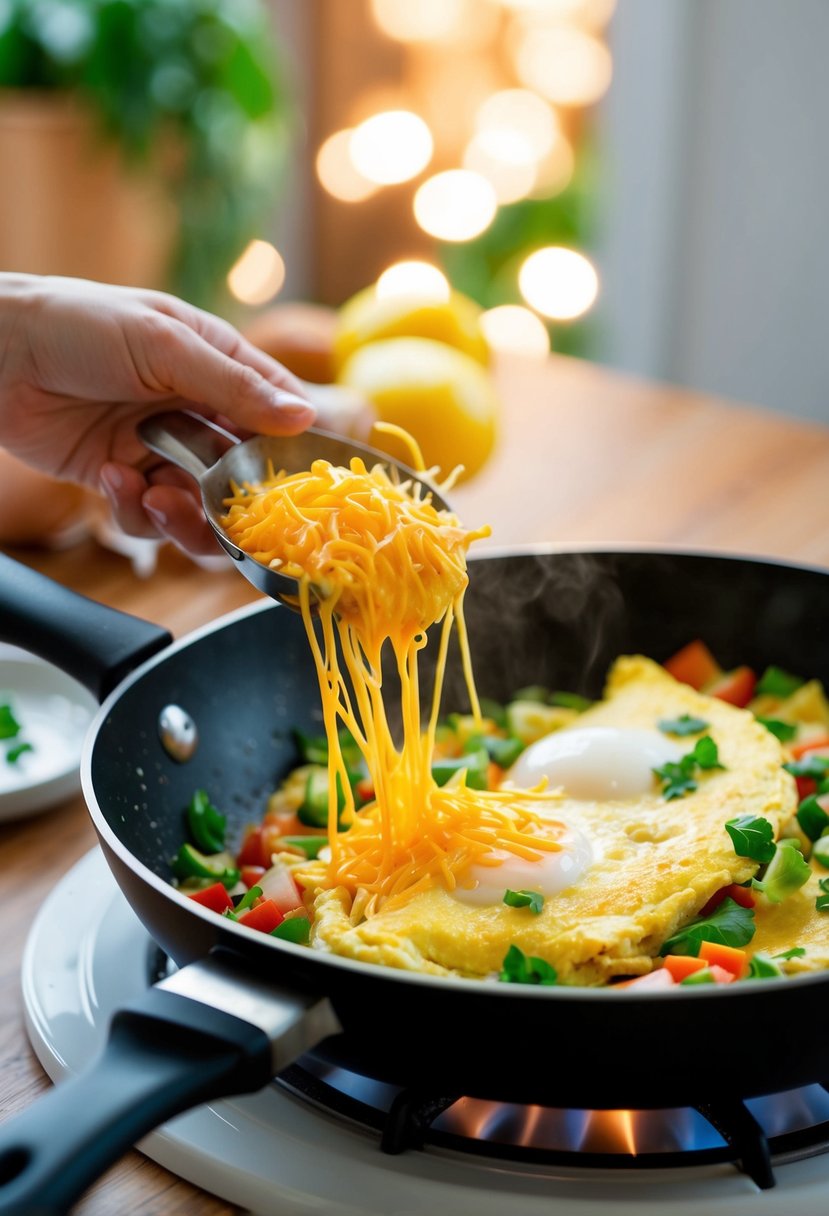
[0,273,43,381]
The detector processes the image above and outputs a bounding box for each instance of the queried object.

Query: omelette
[302,656,798,985]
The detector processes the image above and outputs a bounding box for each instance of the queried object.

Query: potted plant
[0,0,291,311]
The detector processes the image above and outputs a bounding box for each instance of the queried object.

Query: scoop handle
[138,411,240,482]
[0,949,339,1216]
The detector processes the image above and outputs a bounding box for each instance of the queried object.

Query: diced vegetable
[234,884,263,913]
[432,748,489,790]
[660,897,755,956]
[240,865,266,888]
[298,766,348,828]
[791,736,829,760]
[279,835,330,859]
[615,969,675,990]
[662,954,707,982]
[512,685,549,704]
[465,732,524,769]
[548,691,593,712]
[499,944,557,985]
[748,953,784,979]
[705,666,757,708]
[700,883,756,916]
[756,717,797,743]
[505,701,578,745]
[237,826,270,869]
[698,940,749,979]
[258,862,304,915]
[238,899,284,934]
[186,789,226,854]
[503,889,544,914]
[796,792,829,841]
[680,965,734,986]
[751,840,811,903]
[172,843,240,888]
[187,882,234,913]
[658,714,709,737]
[812,833,829,868]
[755,666,805,699]
[271,916,311,944]
[663,640,721,690]
[478,697,508,728]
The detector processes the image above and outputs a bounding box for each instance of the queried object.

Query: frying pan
[0,545,828,1215]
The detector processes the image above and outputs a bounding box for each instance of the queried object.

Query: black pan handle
[0,948,340,1216]
[0,550,171,700]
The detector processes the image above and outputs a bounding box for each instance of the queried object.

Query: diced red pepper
[614,969,676,990]
[240,865,266,889]
[796,777,817,802]
[663,641,722,690]
[237,826,269,869]
[662,954,707,982]
[354,777,375,804]
[705,666,757,708]
[700,883,756,917]
[187,882,233,914]
[238,898,284,934]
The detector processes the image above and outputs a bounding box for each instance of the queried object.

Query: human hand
[0,274,316,554]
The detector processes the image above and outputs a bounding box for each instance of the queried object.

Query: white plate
[0,648,96,821]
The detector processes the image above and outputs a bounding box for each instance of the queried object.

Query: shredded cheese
[222,453,564,920]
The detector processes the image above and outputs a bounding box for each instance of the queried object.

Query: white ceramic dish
[0,648,96,821]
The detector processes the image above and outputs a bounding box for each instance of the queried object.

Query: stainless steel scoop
[138,410,451,606]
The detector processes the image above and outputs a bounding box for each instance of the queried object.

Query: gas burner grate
[275,1058,829,1191]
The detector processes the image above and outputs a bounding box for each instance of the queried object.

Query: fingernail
[143,502,168,528]
[271,390,315,416]
[99,465,123,496]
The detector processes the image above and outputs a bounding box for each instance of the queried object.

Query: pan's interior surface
[87,550,829,1107]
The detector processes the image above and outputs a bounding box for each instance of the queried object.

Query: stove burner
[148,945,829,1192]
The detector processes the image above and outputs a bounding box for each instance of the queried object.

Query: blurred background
[1,0,826,495]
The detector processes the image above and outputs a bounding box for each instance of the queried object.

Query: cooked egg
[507,726,683,800]
[307,656,797,984]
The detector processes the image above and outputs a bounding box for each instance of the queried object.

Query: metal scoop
[138,410,451,606]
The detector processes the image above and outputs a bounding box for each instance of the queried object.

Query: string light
[316,129,377,202]
[226,240,285,305]
[413,170,498,241]
[376,261,451,301]
[480,305,550,357]
[514,25,612,106]
[463,135,537,204]
[350,111,433,185]
[475,89,559,162]
[370,0,469,43]
[518,247,598,319]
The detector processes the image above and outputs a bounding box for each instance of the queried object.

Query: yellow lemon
[337,337,498,482]
[333,286,490,372]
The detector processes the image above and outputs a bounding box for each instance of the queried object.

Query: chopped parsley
[796,794,829,841]
[6,741,33,765]
[774,946,806,961]
[499,943,557,985]
[653,735,725,800]
[658,714,709,737]
[659,897,755,956]
[549,690,593,712]
[724,814,776,864]
[785,755,829,780]
[503,889,545,915]
[747,953,783,979]
[0,703,21,740]
[756,717,797,743]
[817,877,829,913]
[755,666,805,699]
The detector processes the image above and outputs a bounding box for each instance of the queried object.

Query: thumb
[151,318,316,434]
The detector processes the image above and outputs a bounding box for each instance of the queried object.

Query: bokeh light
[370,0,469,42]
[413,170,498,241]
[475,88,559,162]
[499,0,616,25]
[463,135,537,204]
[316,129,377,202]
[480,305,550,357]
[376,260,451,301]
[518,246,599,319]
[530,131,575,197]
[226,240,285,305]
[514,26,612,106]
[350,111,434,185]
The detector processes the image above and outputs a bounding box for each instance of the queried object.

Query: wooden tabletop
[2,353,829,1215]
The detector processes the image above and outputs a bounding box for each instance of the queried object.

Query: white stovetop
[21,848,829,1216]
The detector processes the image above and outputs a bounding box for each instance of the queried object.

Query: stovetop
[21,848,829,1215]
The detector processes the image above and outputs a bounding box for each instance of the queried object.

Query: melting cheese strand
[222,456,570,914]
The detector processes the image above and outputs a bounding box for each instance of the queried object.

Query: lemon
[337,337,498,482]
[333,286,490,372]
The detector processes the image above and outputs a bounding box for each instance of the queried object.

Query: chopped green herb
[272,916,311,944]
[819,877,829,893]
[465,733,524,769]
[432,748,490,791]
[796,793,829,841]
[512,685,550,704]
[187,789,226,854]
[280,835,329,859]
[816,894,829,912]
[755,666,805,698]
[6,741,33,764]
[756,717,798,743]
[479,697,508,729]
[503,889,545,915]
[724,814,776,864]
[774,946,806,960]
[234,884,263,914]
[747,953,784,979]
[785,755,829,780]
[812,836,829,867]
[658,714,710,737]
[660,897,755,956]
[653,735,724,800]
[549,690,593,712]
[0,704,21,740]
[499,943,557,986]
[680,967,716,985]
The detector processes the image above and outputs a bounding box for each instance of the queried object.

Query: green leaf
[756,717,798,743]
[658,714,710,737]
[660,898,755,956]
[785,755,829,779]
[816,894,829,912]
[751,844,811,903]
[465,733,524,769]
[724,814,776,864]
[0,703,21,740]
[747,953,784,979]
[512,685,549,704]
[499,944,557,986]
[6,741,33,764]
[796,794,829,841]
[478,697,508,729]
[755,666,805,698]
[549,691,592,712]
[503,889,545,915]
[774,946,806,960]
[691,735,724,770]
[653,760,699,801]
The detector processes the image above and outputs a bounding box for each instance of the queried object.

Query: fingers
[141,484,223,556]
[99,461,220,554]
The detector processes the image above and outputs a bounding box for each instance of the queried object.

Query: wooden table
[2,354,829,1215]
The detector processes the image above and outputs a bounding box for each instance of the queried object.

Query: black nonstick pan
[1,545,828,1215]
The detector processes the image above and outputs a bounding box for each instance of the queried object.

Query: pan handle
[0,551,171,700]
[0,948,340,1216]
